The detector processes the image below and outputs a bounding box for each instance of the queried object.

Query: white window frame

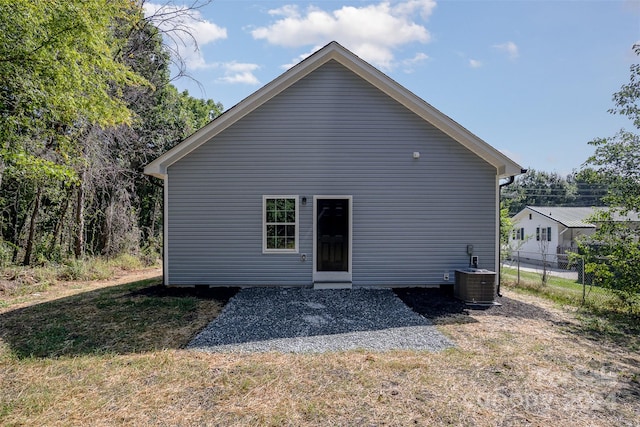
[512,228,525,241]
[262,195,299,254]
[536,226,552,242]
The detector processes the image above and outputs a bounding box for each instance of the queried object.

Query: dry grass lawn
[0,270,638,426]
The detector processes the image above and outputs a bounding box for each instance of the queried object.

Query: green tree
[67,17,222,258]
[0,0,148,262]
[578,45,640,313]
[499,202,514,278]
[566,168,609,207]
[502,169,577,215]
[112,20,222,256]
[499,202,513,249]
[0,0,146,182]
[0,0,222,263]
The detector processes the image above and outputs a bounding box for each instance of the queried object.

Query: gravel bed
[187,287,454,353]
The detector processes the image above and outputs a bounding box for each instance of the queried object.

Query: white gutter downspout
[497,169,527,297]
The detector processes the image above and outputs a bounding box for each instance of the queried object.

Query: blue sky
[145,0,640,175]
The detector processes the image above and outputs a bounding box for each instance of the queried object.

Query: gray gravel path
[187,287,454,353]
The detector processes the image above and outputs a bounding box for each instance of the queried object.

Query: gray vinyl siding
[167,60,497,286]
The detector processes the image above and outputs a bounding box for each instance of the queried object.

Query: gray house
[144,41,523,288]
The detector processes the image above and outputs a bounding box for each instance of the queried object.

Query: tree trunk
[23,186,42,265]
[150,187,160,239]
[74,173,85,259]
[10,185,22,263]
[50,187,72,254]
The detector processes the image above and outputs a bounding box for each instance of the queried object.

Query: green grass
[501,266,640,351]
[57,254,149,281]
[0,278,227,358]
[501,266,615,307]
[0,254,158,302]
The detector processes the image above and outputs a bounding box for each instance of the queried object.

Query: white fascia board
[511,207,533,223]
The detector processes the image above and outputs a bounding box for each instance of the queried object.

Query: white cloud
[252,1,437,70]
[469,59,483,68]
[493,41,519,59]
[144,2,227,70]
[392,0,438,19]
[281,46,324,70]
[216,62,261,85]
[218,72,260,85]
[402,52,429,72]
[268,4,301,19]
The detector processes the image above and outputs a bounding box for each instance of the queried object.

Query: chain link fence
[500,250,616,308]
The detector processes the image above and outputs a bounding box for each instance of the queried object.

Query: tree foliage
[577,44,640,312]
[0,0,147,186]
[0,0,143,126]
[0,0,222,265]
[501,168,608,215]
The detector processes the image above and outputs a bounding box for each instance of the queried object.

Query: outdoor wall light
[413,151,420,159]
[301,196,307,205]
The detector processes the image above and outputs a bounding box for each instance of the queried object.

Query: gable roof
[519,206,640,228]
[144,41,524,179]
[525,206,599,228]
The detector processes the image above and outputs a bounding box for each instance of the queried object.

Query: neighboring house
[144,41,523,288]
[509,206,639,265]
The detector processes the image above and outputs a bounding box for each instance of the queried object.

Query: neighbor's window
[512,228,525,240]
[263,196,298,253]
[536,227,552,242]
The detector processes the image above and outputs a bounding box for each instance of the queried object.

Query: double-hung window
[512,228,525,240]
[263,196,298,253]
[536,227,552,242]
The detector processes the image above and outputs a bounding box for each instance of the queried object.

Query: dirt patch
[394,286,556,324]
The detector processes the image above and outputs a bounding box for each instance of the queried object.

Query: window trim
[536,226,552,242]
[262,195,299,254]
[512,227,525,241]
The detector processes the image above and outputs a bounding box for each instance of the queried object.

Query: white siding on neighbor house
[557,227,595,249]
[166,60,498,286]
[510,208,598,265]
[510,210,559,262]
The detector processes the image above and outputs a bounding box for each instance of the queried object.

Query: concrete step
[313,282,353,290]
